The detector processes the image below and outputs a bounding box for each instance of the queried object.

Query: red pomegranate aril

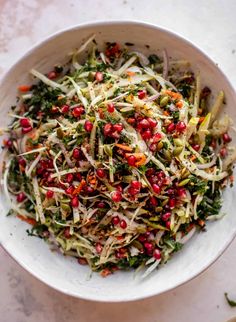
[192,144,200,151]
[147,117,157,128]
[138,119,150,129]
[47,159,53,168]
[222,132,232,143]
[149,143,157,152]
[66,173,74,183]
[131,181,141,190]
[4,139,12,148]
[152,183,161,194]
[149,196,158,207]
[18,158,26,167]
[169,198,176,209]
[20,118,31,128]
[153,249,162,260]
[61,105,70,113]
[84,120,93,132]
[46,190,54,198]
[75,173,82,181]
[72,148,80,159]
[176,121,186,133]
[95,242,103,254]
[47,174,54,183]
[103,123,113,136]
[152,133,162,143]
[120,220,127,229]
[71,196,79,208]
[107,103,115,113]
[167,122,176,133]
[111,191,122,202]
[97,202,106,208]
[138,90,146,99]
[138,234,146,242]
[77,257,88,265]
[115,185,123,193]
[220,147,227,158]
[177,187,186,198]
[16,192,26,202]
[96,168,106,178]
[112,216,120,225]
[128,187,139,196]
[65,186,74,195]
[73,106,84,118]
[127,155,137,166]
[145,168,155,177]
[157,171,165,179]
[22,126,33,134]
[162,212,171,222]
[113,123,123,132]
[166,221,171,229]
[167,188,175,195]
[64,227,71,239]
[144,242,153,252]
[142,129,152,141]
[51,106,59,114]
[95,71,103,82]
[85,186,94,194]
[48,71,57,79]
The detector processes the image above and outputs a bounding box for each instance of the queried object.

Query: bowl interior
[0,21,236,302]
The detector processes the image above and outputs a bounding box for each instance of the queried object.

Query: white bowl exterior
[0,21,236,302]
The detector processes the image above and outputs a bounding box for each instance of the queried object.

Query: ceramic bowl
[0,21,236,302]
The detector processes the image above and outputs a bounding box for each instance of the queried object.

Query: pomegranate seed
[48,71,57,79]
[167,123,176,133]
[22,126,33,134]
[64,227,71,239]
[72,148,80,159]
[166,221,171,229]
[77,257,88,265]
[131,181,141,190]
[153,249,162,260]
[73,106,85,117]
[210,139,217,149]
[169,198,176,209]
[20,118,31,128]
[61,105,70,113]
[71,196,79,208]
[75,173,82,181]
[222,133,232,143]
[107,103,115,113]
[85,186,94,194]
[47,159,53,168]
[177,187,186,198]
[120,220,127,229]
[113,123,123,132]
[138,90,146,99]
[65,186,74,195]
[157,171,165,179]
[127,155,136,166]
[111,191,122,202]
[84,120,93,132]
[147,117,157,128]
[128,187,139,196]
[4,139,12,148]
[112,216,120,225]
[51,106,59,114]
[97,202,106,208]
[142,129,152,141]
[95,242,103,254]
[167,188,175,195]
[152,184,161,194]
[46,190,54,198]
[103,123,113,136]
[149,175,158,185]
[95,71,103,82]
[138,119,150,129]
[176,121,186,133]
[149,196,158,206]
[149,143,157,152]
[127,117,136,125]
[192,144,200,151]
[66,173,74,183]
[47,174,54,183]
[16,192,26,202]
[145,168,155,177]
[162,212,171,222]
[138,234,146,242]
[18,158,26,167]
[96,168,106,178]
[220,147,227,158]
[144,242,153,252]
[152,133,162,143]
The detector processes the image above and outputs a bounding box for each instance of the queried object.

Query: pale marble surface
[0,0,236,321]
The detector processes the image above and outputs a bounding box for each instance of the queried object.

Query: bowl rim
[1,19,236,302]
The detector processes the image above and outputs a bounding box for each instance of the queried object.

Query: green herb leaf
[224,293,236,307]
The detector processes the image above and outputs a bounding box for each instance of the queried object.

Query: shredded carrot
[115,143,133,152]
[125,153,147,167]
[17,214,37,225]
[73,179,86,195]
[100,268,112,277]
[126,71,135,77]
[198,219,205,227]
[199,116,205,123]
[165,90,182,100]
[88,174,97,185]
[163,110,170,116]
[57,95,64,100]
[116,235,124,240]
[190,155,197,161]
[98,108,104,119]
[18,85,31,92]
[176,101,183,108]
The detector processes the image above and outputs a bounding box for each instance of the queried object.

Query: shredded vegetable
[1,39,235,278]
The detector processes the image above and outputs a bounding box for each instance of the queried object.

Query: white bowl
[0,21,236,302]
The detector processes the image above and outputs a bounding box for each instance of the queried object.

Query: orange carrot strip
[135,155,147,166]
[115,143,133,152]
[126,71,135,76]
[176,101,183,108]
[101,268,112,277]
[18,85,31,92]
[73,179,86,195]
[17,214,37,225]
